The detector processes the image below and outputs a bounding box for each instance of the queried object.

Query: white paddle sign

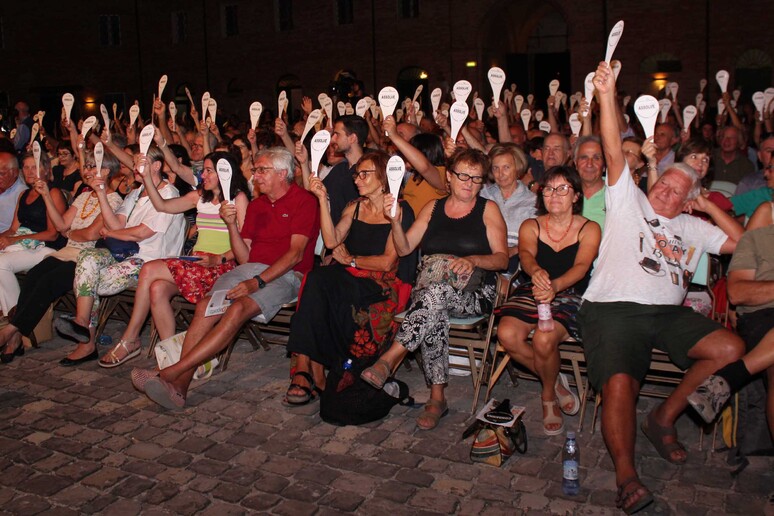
[569,113,581,136]
[658,98,671,123]
[386,156,405,218]
[309,130,331,177]
[100,104,110,131]
[81,116,97,138]
[682,105,697,132]
[355,98,369,118]
[137,124,156,175]
[249,101,262,130]
[168,102,178,131]
[473,97,485,121]
[378,86,400,119]
[300,109,322,143]
[520,109,531,131]
[715,70,729,94]
[32,141,42,179]
[208,98,217,124]
[216,158,233,203]
[430,88,443,116]
[634,95,660,139]
[752,92,765,121]
[129,104,140,127]
[94,142,105,188]
[488,67,505,108]
[158,74,168,100]
[453,80,472,105]
[549,79,560,97]
[62,93,74,123]
[449,100,469,142]
[604,20,624,63]
[201,92,210,121]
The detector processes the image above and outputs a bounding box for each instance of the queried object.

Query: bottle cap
[567,431,576,439]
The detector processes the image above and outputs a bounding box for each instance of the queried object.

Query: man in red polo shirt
[132,147,320,410]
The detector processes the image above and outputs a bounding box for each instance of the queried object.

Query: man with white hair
[579,61,745,514]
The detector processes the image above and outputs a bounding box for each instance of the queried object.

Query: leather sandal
[641,410,687,465]
[555,373,580,416]
[542,399,565,436]
[616,476,654,514]
[416,399,449,430]
[99,338,141,368]
[360,359,392,390]
[283,371,321,406]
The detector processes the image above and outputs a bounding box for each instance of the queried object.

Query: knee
[532,332,558,359]
[497,318,525,352]
[149,280,171,303]
[224,297,256,323]
[717,332,745,364]
[602,373,639,399]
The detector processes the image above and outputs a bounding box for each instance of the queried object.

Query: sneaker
[687,375,731,423]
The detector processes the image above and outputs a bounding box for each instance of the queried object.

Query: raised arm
[383,116,445,190]
[594,61,625,185]
[308,175,350,248]
[34,180,74,233]
[139,160,197,214]
[274,118,295,153]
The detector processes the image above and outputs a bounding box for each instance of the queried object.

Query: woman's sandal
[144,376,186,411]
[131,367,159,394]
[99,338,142,368]
[542,399,565,436]
[360,359,392,390]
[555,373,580,416]
[416,399,449,430]
[283,371,321,406]
[640,410,687,465]
[616,476,654,515]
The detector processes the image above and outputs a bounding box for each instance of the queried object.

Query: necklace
[79,193,100,220]
[544,215,573,243]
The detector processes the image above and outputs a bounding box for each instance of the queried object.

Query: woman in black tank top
[361,150,509,430]
[496,167,600,436]
[284,151,415,406]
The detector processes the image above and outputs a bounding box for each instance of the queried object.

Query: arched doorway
[479,1,569,108]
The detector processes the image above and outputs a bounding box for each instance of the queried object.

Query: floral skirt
[164,253,237,303]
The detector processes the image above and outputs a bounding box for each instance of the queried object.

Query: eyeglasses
[252,166,276,175]
[450,170,484,184]
[541,184,573,196]
[352,169,376,180]
[190,143,203,149]
[83,163,98,170]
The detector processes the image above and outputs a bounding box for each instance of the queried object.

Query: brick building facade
[0,0,771,130]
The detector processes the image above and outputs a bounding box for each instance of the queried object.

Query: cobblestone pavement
[0,322,771,515]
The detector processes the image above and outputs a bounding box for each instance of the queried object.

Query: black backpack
[320,367,414,426]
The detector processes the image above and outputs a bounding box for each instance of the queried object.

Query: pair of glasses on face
[352,169,376,180]
[252,165,276,175]
[83,163,98,170]
[541,184,573,196]
[450,170,485,184]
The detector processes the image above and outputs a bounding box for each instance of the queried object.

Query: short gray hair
[663,162,701,201]
[572,135,602,163]
[259,147,296,184]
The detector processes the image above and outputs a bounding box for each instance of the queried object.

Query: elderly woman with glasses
[282,150,415,405]
[496,166,601,435]
[360,149,508,430]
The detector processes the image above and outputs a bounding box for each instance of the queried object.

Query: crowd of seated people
[1,51,773,515]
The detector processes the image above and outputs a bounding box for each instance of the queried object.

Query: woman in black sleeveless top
[497,167,600,435]
[361,150,508,430]
[284,151,415,405]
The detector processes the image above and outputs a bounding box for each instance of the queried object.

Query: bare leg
[533,326,570,431]
[740,328,774,376]
[121,261,177,342]
[650,328,744,462]
[497,317,537,375]
[149,279,180,341]
[160,296,260,396]
[0,323,20,351]
[65,297,96,360]
[601,373,641,486]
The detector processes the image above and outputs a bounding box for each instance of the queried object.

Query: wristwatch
[253,275,266,289]
[350,257,357,268]
[220,254,227,264]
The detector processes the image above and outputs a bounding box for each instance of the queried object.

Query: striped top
[193,198,231,255]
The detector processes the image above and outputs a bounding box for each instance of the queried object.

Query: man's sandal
[542,400,565,436]
[416,399,448,430]
[616,476,654,515]
[284,371,321,406]
[360,359,392,390]
[99,338,141,368]
[641,410,688,465]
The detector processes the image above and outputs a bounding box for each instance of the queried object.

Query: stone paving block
[173,435,215,454]
[31,453,72,473]
[187,458,230,476]
[124,442,166,461]
[378,448,423,468]
[127,425,165,442]
[157,450,193,468]
[150,430,184,448]
[17,474,71,497]
[203,443,242,462]
[240,493,281,511]
[272,498,319,516]
[293,464,342,485]
[79,446,110,462]
[123,459,166,478]
[220,465,262,487]
[40,436,89,457]
[0,464,36,487]
[396,467,435,487]
[100,497,143,515]
[110,476,156,498]
[357,428,391,446]
[94,435,131,452]
[261,456,305,477]
[432,477,474,496]
[9,442,53,464]
[199,501,247,516]
[253,473,290,494]
[457,499,488,515]
[680,464,734,488]
[281,479,330,502]
[30,416,67,433]
[374,479,418,504]
[188,475,220,494]
[156,467,196,485]
[445,462,481,481]
[318,488,365,512]
[511,474,547,493]
[37,506,79,516]
[50,485,101,507]
[143,481,181,504]
[211,482,251,503]
[4,493,51,515]
[409,487,461,513]
[81,467,128,489]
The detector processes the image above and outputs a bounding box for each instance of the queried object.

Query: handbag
[415,254,484,292]
[95,237,139,262]
[154,331,219,380]
[464,399,528,467]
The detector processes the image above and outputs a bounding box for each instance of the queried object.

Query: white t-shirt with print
[583,163,727,306]
[115,182,185,262]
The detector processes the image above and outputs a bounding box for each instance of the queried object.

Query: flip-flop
[542,400,565,436]
[360,359,392,390]
[416,399,448,430]
[555,373,580,416]
[283,371,321,406]
[616,476,654,515]
[641,410,687,465]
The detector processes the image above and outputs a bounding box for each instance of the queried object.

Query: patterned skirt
[164,253,237,303]
[496,282,583,340]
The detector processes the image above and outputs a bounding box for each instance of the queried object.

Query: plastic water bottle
[343,358,353,371]
[562,431,580,496]
[97,334,113,346]
[537,303,555,332]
